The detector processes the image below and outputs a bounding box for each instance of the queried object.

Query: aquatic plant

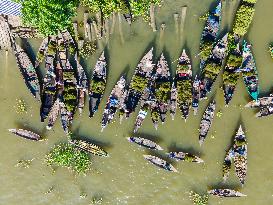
[189,191,209,205]
[45,143,92,174]
[15,159,34,168]
[90,195,103,204]
[233,0,257,37]
[79,41,97,59]
[269,44,273,60]
[14,0,80,36]
[199,12,209,21]
[15,98,27,114]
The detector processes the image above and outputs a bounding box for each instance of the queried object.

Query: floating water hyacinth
[45,143,92,175]
[269,43,273,60]
[15,98,27,114]
[15,159,34,168]
[189,191,209,205]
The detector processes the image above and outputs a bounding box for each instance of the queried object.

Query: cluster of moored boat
[127,136,204,173]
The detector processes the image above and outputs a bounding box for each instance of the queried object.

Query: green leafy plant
[189,191,209,205]
[269,43,273,60]
[45,143,91,174]
[15,0,80,36]
[90,80,106,95]
[79,41,97,58]
[233,4,256,36]
[130,74,148,93]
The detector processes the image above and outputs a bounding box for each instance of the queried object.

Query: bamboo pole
[150,3,157,32]
[180,6,187,34]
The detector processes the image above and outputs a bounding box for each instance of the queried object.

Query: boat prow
[143,155,178,172]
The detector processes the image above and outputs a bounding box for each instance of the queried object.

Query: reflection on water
[0,0,273,204]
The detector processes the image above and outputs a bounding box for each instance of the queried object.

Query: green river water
[0,0,273,204]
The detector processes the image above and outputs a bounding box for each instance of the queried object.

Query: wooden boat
[269,44,273,60]
[170,82,177,120]
[125,48,154,117]
[12,42,40,99]
[245,95,273,108]
[199,100,216,146]
[75,55,88,115]
[223,35,242,105]
[61,30,75,47]
[199,1,222,70]
[60,102,70,134]
[200,33,229,99]
[69,139,108,157]
[143,155,178,172]
[232,125,247,185]
[208,189,246,197]
[34,37,49,68]
[154,54,171,123]
[175,49,192,120]
[255,104,273,118]
[101,76,127,131]
[40,38,57,122]
[222,148,234,182]
[8,129,42,141]
[150,98,160,130]
[192,76,201,115]
[57,33,67,68]
[62,62,77,132]
[89,51,107,117]
[127,137,163,150]
[168,152,204,163]
[46,98,61,130]
[240,41,259,100]
[133,83,153,133]
[40,63,57,122]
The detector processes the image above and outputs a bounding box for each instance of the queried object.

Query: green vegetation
[203,62,221,79]
[155,82,171,103]
[15,159,34,168]
[63,71,77,113]
[151,109,160,122]
[227,53,243,68]
[269,44,273,60]
[177,80,192,104]
[189,191,209,205]
[79,41,97,58]
[81,0,161,21]
[130,74,148,93]
[233,0,257,37]
[15,98,27,114]
[90,80,106,95]
[235,138,247,147]
[200,41,213,61]
[45,143,91,174]
[14,0,79,36]
[184,154,196,162]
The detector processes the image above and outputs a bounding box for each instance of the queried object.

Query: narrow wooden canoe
[232,125,247,185]
[245,95,273,108]
[8,129,42,141]
[241,41,259,100]
[154,53,171,123]
[199,100,216,146]
[125,48,154,117]
[46,98,61,130]
[89,51,107,117]
[208,189,246,197]
[176,49,192,120]
[143,155,178,173]
[69,139,108,157]
[199,1,222,70]
[101,76,127,131]
[128,137,163,150]
[192,75,201,115]
[168,152,204,163]
[200,33,229,99]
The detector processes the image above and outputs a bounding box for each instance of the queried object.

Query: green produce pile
[90,80,106,95]
[63,72,77,113]
[269,44,273,60]
[203,62,221,79]
[45,143,91,174]
[130,74,148,93]
[233,0,258,37]
[155,82,171,104]
[177,80,192,105]
[79,41,97,59]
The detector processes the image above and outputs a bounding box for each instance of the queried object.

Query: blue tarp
[0,0,22,16]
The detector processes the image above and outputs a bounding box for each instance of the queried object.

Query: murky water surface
[0,0,273,204]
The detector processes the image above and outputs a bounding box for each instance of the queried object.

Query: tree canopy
[14,0,79,36]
